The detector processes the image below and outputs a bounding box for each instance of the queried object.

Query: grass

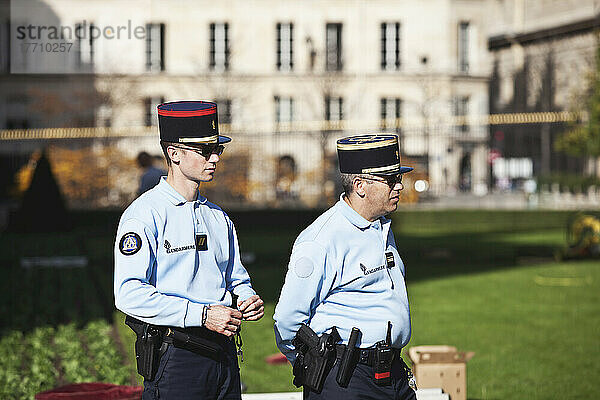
[238,237,600,397]
[1,209,598,398]
[391,209,576,235]
[238,304,299,393]
[233,210,600,397]
[407,260,600,399]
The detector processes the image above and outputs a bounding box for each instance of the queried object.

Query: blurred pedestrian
[136,151,166,195]
[115,101,264,400]
[274,134,416,399]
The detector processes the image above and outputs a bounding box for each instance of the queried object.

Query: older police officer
[115,101,264,400]
[274,134,416,400]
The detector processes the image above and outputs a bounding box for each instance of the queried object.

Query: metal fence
[0,126,468,210]
[0,111,591,210]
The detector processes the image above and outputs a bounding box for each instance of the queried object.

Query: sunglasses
[172,144,224,158]
[360,174,403,187]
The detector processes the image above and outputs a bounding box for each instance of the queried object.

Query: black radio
[373,321,395,386]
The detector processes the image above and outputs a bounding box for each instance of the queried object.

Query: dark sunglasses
[360,174,403,187]
[173,144,224,158]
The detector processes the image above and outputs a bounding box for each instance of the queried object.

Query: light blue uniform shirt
[273,196,411,363]
[114,177,255,328]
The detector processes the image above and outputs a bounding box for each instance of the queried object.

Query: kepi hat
[337,134,413,175]
[157,101,231,144]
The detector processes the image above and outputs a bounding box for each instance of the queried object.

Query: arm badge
[119,232,142,255]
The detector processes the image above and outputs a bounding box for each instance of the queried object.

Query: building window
[275,96,294,123]
[276,22,294,71]
[326,23,342,71]
[454,96,469,133]
[458,22,470,73]
[5,94,31,129]
[96,104,112,127]
[75,22,94,70]
[1,21,10,73]
[146,23,165,72]
[144,96,165,127]
[215,99,232,124]
[210,23,230,71]
[325,96,343,121]
[5,119,29,129]
[381,22,400,70]
[380,98,402,128]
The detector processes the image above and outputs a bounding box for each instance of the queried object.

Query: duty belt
[335,344,402,367]
[162,326,227,358]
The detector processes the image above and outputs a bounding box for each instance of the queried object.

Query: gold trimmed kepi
[157,101,231,144]
[336,134,413,175]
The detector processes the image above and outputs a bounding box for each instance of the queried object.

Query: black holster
[125,315,164,381]
[336,327,361,387]
[291,324,341,393]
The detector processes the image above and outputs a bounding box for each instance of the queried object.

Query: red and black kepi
[157,101,231,144]
[337,134,413,176]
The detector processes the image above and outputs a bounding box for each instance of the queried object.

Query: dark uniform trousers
[143,339,241,400]
[304,357,417,400]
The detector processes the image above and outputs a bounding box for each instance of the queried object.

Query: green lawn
[234,211,600,397]
[239,256,600,397]
[1,209,598,399]
[407,260,599,399]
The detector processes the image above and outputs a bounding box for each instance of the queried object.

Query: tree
[555,40,600,163]
[9,150,70,232]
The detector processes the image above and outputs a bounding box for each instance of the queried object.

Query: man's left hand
[238,295,265,321]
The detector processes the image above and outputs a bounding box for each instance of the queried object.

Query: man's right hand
[204,305,242,337]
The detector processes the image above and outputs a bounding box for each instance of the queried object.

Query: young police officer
[274,134,416,399]
[115,101,264,400]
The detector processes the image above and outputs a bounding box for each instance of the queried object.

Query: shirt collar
[196,193,208,205]
[336,194,371,229]
[157,177,207,205]
[381,215,392,237]
[336,194,391,230]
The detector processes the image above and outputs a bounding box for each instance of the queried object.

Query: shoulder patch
[119,232,142,256]
[294,257,314,278]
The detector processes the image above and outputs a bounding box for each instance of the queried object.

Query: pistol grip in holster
[125,316,164,381]
[291,325,341,393]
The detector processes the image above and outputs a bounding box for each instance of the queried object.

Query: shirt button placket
[193,202,200,233]
[376,221,394,288]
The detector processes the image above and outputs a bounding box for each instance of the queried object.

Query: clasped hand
[204,295,264,337]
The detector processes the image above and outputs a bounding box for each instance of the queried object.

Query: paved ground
[242,393,301,400]
[410,191,599,210]
[242,389,448,400]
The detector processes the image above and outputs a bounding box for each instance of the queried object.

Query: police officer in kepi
[274,134,417,399]
[114,101,264,400]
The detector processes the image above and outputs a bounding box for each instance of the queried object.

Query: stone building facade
[488,0,600,185]
[0,0,550,206]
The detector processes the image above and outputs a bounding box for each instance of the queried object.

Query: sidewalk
[242,388,448,399]
[410,191,600,210]
[242,393,301,400]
